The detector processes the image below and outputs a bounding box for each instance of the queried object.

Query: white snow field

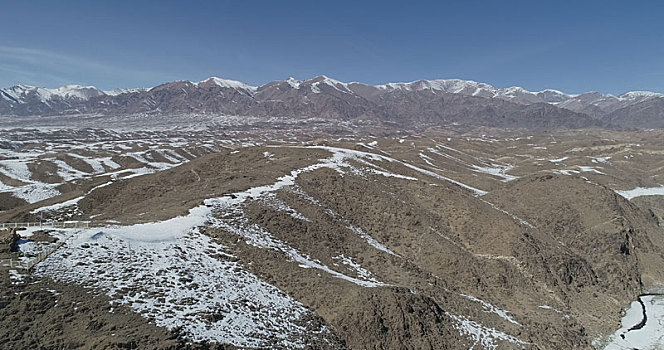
[0,133,216,205]
[35,213,330,348]
[604,294,664,349]
[615,185,664,200]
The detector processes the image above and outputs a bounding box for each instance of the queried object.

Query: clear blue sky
[1,0,663,94]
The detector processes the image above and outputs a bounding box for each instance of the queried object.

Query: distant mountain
[0,84,105,102]
[1,76,663,129]
[607,96,664,129]
[371,79,664,121]
[0,84,106,115]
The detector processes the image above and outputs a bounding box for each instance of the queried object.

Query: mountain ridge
[4,75,662,104]
[2,75,663,130]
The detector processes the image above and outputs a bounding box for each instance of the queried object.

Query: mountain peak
[303,75,351,94]
[2,76,664,128]
[104,88,148,96]
[285,77,301,89]
[197,77,256,92]
[1,84,104,102]
[618,91,664,101]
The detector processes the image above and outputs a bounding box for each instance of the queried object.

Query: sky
[1,0,663,94]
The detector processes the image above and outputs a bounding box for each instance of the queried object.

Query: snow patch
[615,185,664,200]
[591,156,611,164]
[460,293,521,326]
[9,270,26,285]
[471,164,518,182]
[446,311,526,350]
[577,166,604,174]
[549,156,569,163]
[197,77,257,92]
[333,254,382,284]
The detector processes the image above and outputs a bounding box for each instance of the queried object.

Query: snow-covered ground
[592,156,611,164]
[18,143,584,348]
[30,146,414,346]
[615,185,664,200]
[577,166,604,174]
[333,254,382,284]
[460,293,521,326]
[471,164,518,182]
[15,227,80,261]
[8,269,26,285]
[0,157,61,203]
[549,156,569,163]
[0,134,215,205]
[445,311,526,350]
[29,144,530,346]
[204,147,402,286]
[30,181,114,215]
[34,215,330,348]
[603,294,664,349]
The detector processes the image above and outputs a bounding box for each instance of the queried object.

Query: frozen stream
[615,185,664,200]
[604,294,664,349]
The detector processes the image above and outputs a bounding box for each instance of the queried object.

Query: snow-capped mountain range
[3,76,661,107]
[2,76,664,129]
[0,77,256,103]
[1,84,106,103]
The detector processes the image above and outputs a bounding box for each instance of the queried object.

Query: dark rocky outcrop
[0,228,19,253]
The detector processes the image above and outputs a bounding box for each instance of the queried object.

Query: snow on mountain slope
[4,77,662,106]
[617,91,664,101]
[307,76,353,94]
[375,78,581,105]
[536,89,574,103]
[49,85,105,100]
[285,77,301,89]
[3,76,663,124]
[0,84,104,103]
[196,77,257,92]
[269,76,352,94]
[373,78,664,119]
[0,76,257,105]
[376,79,494,94]
[103,88,148,96]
